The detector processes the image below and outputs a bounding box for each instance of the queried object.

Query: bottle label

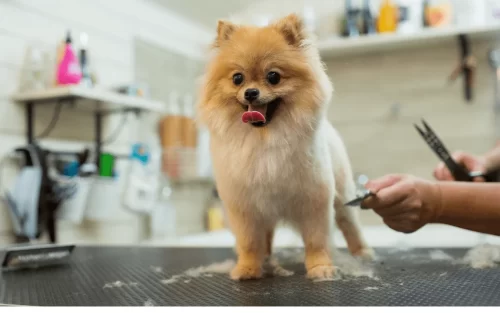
[68,61,82,76]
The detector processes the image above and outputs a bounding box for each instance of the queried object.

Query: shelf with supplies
[11,85,166,112]
[318,23,500,58]
[10,86,167,171]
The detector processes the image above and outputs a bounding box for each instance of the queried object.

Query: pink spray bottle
[56,31,82,85]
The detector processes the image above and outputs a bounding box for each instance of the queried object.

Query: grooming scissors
[414,119,498,182]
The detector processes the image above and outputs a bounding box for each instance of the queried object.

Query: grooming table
[0,246,499,306]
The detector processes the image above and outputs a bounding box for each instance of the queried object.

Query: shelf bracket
[22,97,144,171]
[26,101,34,144]
[451,34,476,103]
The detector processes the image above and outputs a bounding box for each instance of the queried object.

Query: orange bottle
[377,0,398,33]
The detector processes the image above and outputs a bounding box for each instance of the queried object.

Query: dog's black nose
[244,88,259,101]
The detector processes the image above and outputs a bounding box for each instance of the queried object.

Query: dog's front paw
[230,264,263,281]
[307,265,338,281]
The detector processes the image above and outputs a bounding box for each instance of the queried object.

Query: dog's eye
[267,71,280,85]
[232,73,244,85]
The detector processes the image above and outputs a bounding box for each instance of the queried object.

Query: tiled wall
[0,0,211,244]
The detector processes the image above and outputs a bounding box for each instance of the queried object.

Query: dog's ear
[214,20,237,47]
[274,13,306,47]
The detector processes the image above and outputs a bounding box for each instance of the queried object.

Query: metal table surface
[0,246,499,306]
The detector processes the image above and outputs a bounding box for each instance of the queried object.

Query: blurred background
[1,0,500,249]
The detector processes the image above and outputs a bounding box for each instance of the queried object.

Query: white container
[122,159,159,214]
[150,199,177,239]
[57,177,92,224]
[196,126,212,178]
[398,0,424,34]
[85,177,121,221]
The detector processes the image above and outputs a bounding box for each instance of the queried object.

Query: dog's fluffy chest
[212,131,333,219]
[242,147,320,214]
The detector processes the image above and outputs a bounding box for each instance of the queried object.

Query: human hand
[433,151,487,182]
[361,174,441,234]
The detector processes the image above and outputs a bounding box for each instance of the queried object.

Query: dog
[196,13,373,280]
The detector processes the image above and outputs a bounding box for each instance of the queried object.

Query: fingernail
[360,199,371,210]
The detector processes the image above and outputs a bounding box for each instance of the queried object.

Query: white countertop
[143,225,500,248]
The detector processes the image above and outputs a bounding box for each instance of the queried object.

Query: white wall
[0,0,212,244]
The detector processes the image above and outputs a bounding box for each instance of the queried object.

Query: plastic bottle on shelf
[56,31,82,85]
[205,188,226,232]
[343,0,361,37]
[424,0,453,28]
[377,0,398,33]
[79,32,93,88]
[19,46,48,92]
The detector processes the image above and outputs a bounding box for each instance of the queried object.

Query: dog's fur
[197,14,373,280]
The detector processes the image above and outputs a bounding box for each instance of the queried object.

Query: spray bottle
[56,31,82,85]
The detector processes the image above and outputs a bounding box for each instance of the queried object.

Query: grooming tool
[414,119,498,182]
[1,244,75,272]
[345,174,374,207]
[344,189,374,207]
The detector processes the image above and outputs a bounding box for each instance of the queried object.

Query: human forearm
[432,182,500,235]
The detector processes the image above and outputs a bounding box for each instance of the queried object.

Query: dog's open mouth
[241,98,281,127]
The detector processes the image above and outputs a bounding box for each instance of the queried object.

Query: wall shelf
[11,86,167,170]
[11,86,166,112]
[318,24,500,58]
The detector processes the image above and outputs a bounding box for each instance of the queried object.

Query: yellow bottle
[377,0,398,33]
[207,207,225,232]
[205,189,226,232]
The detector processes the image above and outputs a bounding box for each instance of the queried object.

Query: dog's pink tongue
[242,105,266,124]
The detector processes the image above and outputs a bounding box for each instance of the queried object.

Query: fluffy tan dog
[197,13,373,280]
